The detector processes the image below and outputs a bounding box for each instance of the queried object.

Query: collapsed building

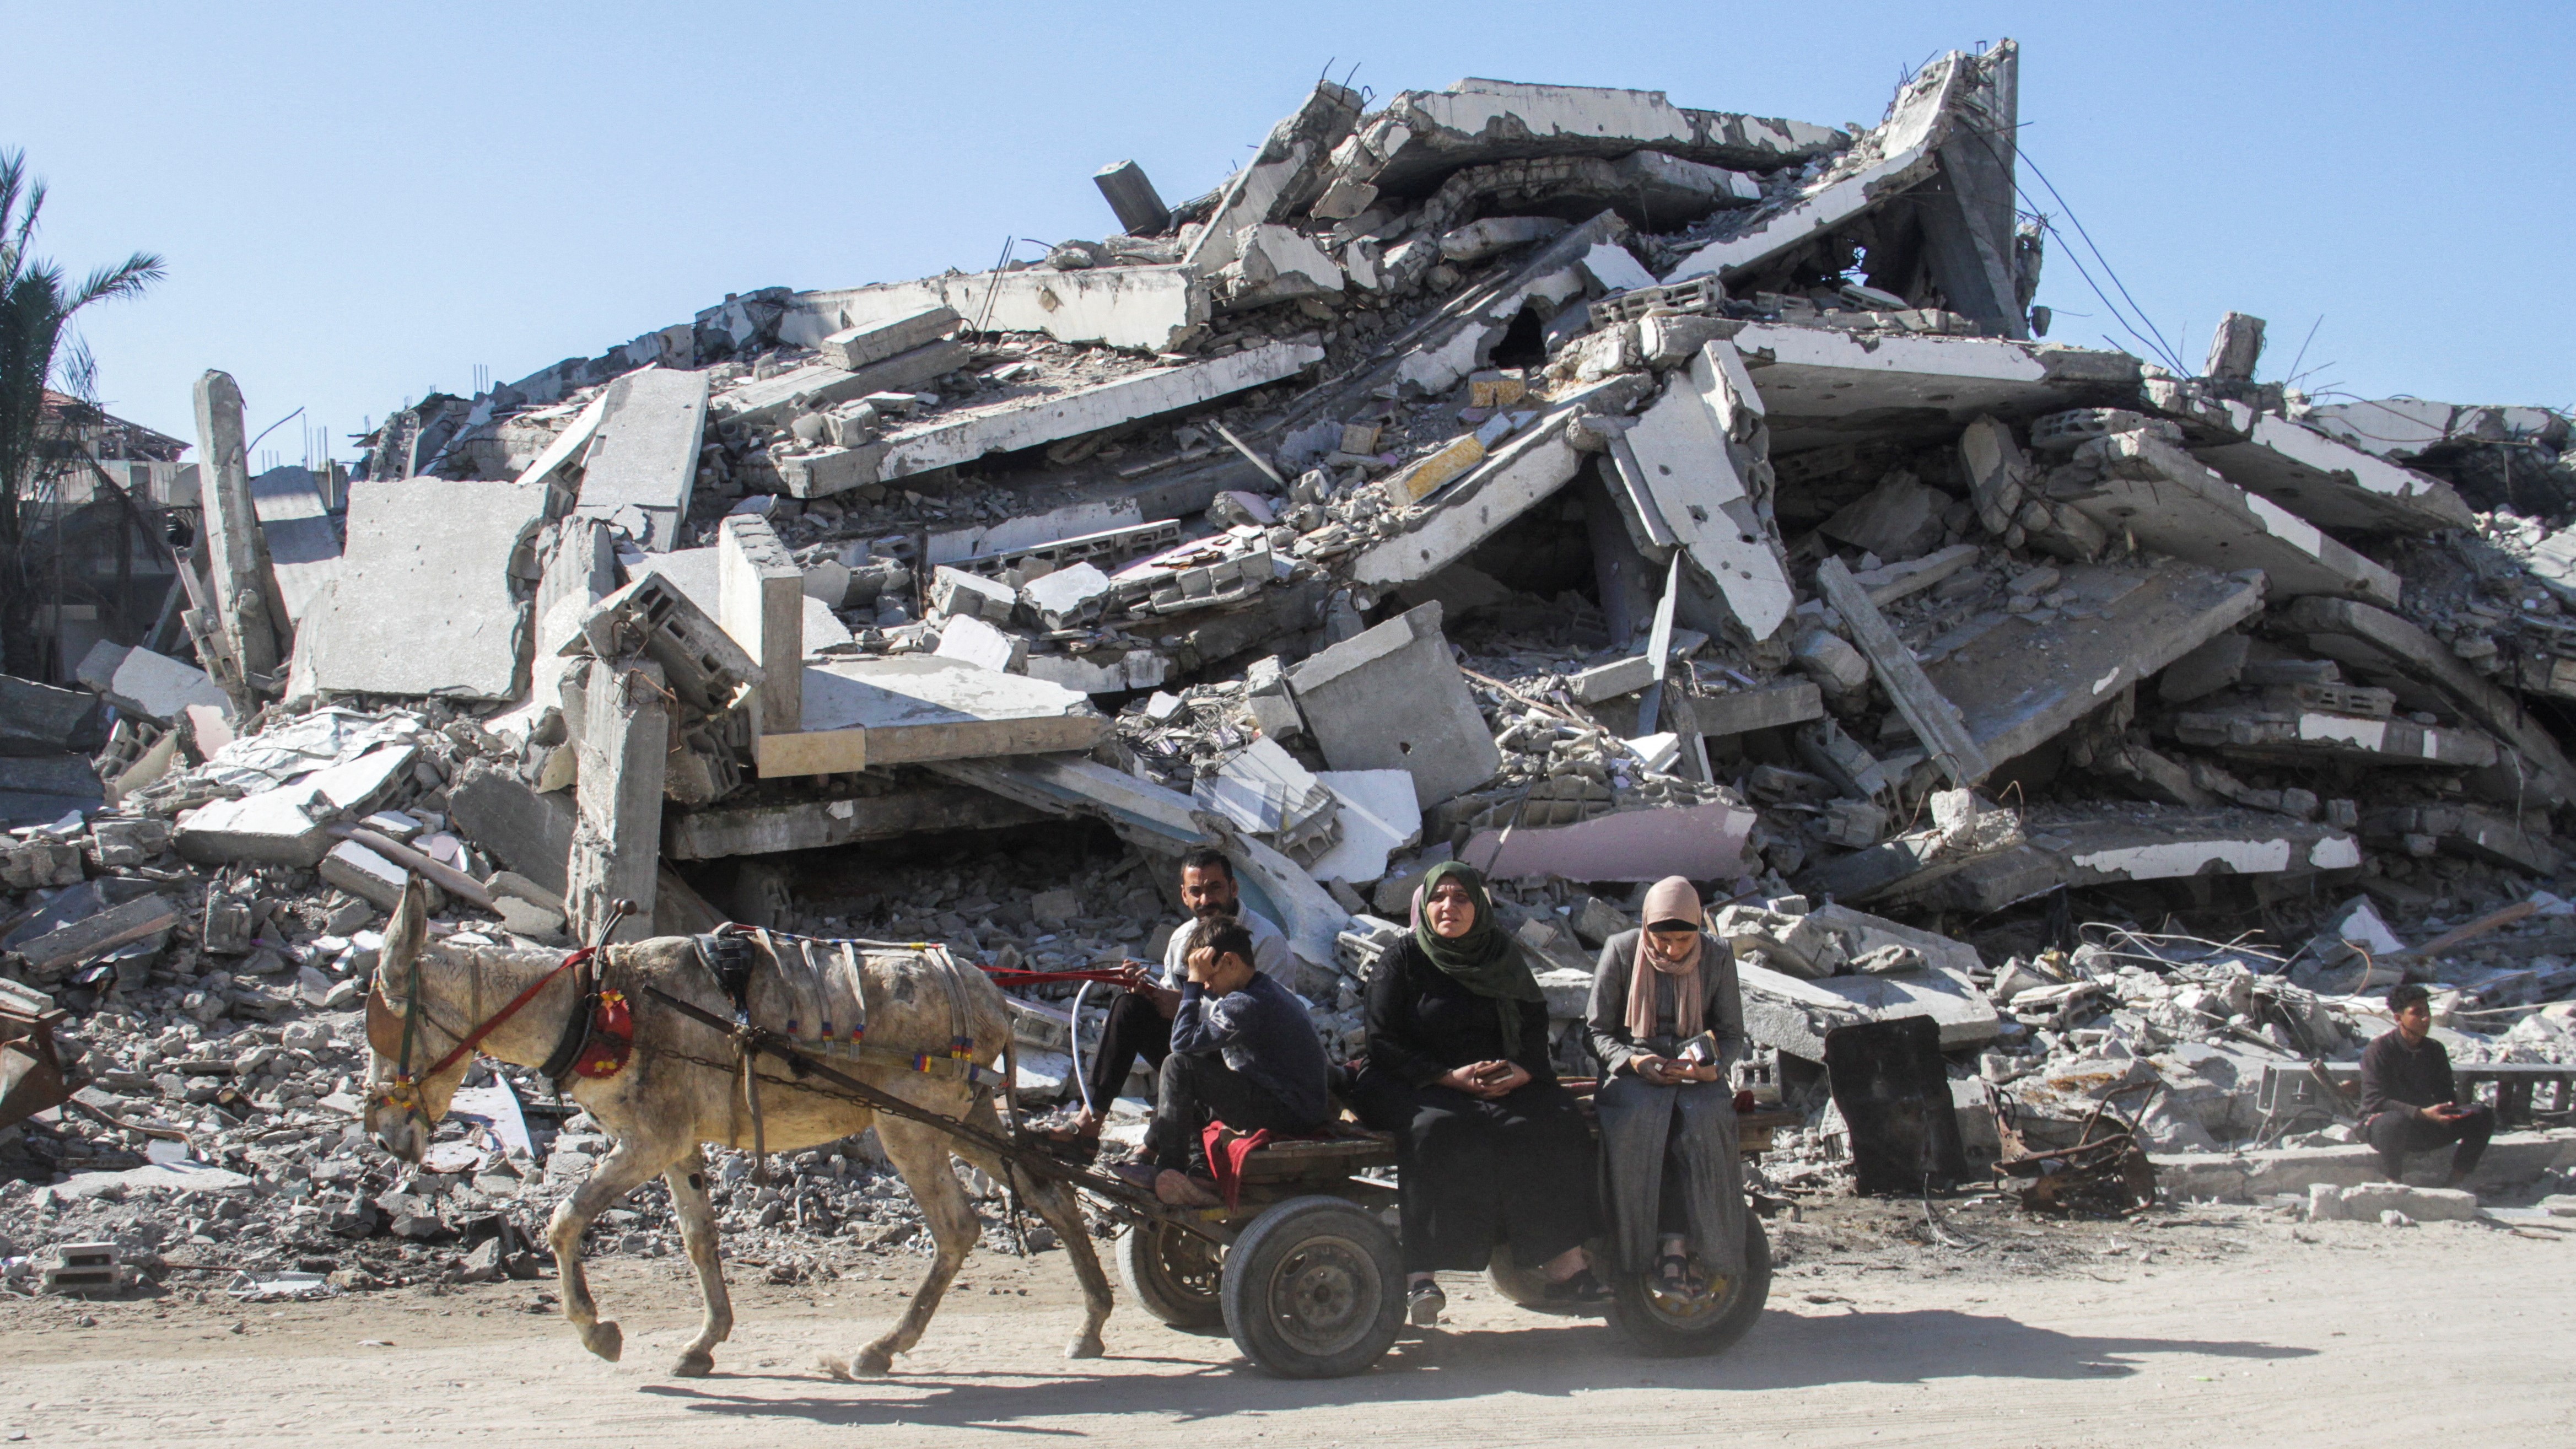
[9,40,2576,1290]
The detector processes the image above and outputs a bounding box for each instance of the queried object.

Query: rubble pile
[17,39,2576,1289]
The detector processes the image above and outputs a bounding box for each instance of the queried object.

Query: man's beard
[1193,897,1235,919]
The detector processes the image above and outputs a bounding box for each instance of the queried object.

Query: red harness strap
[413,946,596,1084]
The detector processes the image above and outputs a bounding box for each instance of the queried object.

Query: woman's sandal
[1655,1253,1697,1299]
[1406,1280,1447,1327]
[1541,1268,1612,1305]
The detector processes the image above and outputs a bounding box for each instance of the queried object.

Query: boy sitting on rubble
[1114,918,1330,1206]
[2359,983,2493,1188]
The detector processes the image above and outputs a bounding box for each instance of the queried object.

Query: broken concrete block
[173,788,333,868]
[1378,435,1486,508]
[15,892,180,976]
[318,840,409,913]
[1713,903,1844,979]
[1305,769,1421,885]
[297,476,550,701]
[1222,224,1344,309]
[1469,799,1755,883]
[562,655,666,945]
[2157,632,2251,704]
[1286,601,1500,810]
[1823,473,1951,562]
[2203,312,2265,381]
[932,614,1028,674]
[818,305,962,371]
[0,674,105,757]
[1093,160,1170,235]
[1570,653,1657,704]
[76,642,230,728]
[931,565,1018,622]
[1181,79,1362,276]
[448,762,576,897]
[574,367,710,551]
[2337,1182,2476,1223]
[724,341,970,430]
[1791,630,1870,696]
[1020,563,1112,631]
[758,656,1109,778]
[1734,959,1998,1064]
[1684,681,1824,738]
[717,514,803,735]
[1194,737,1339,862]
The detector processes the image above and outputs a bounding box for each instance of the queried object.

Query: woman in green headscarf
[1351,860,1603,1327]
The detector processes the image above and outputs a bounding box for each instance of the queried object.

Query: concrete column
[190,371,285,680]
[562,654,666,945]
[1093,160,1171,235]
[716,514,803,735]
[2205,313,2267,381]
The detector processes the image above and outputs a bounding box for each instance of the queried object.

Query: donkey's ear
[382,875,430,976]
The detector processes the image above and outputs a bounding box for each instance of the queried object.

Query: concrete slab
[1286,601,1500,809]
[248,465,342,624]
[0,674,103,757]
[1467,799,1755,883]
[173,788,333,867]
[818,305,961,371]
[2047,434,2401,606]
[718,340,968,429]
[1180,80,1362,276]
[1305,769,1422,885]
[297,476,549,702]
[775,343,1324,498]
[575,368,710,551]
[1730,324,2141,454]
[1822,803,2362,914]
[1619,341,1794,640]
[1681,681,1824,737]
[2189,413,2475,535]
[1734,958,1997,1064]
[1922,558,2268,772]
[757,656,1108,778]
[75,642,229,726]
[447,762,576,897]
[2167,702,2499,769]
[783,265,1209,357]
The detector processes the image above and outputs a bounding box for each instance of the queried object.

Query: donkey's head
[363,877,466,1165]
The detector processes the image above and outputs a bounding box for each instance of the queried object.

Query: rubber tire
[1116,1218,1227,1331]
[1220,1195,1404,1379]
[1607,1214,1771,1358]
[1483,1240,1602,1318]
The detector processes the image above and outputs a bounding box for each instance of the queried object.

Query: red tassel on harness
[572,989,634,1079]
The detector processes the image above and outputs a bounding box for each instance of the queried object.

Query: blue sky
[7,2,2571,459]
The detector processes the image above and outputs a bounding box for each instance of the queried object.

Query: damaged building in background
[11,40,2576,1284]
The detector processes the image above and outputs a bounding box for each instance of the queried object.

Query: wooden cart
[1108,1107,1795,1378]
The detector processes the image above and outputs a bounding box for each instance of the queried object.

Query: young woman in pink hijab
[1585,875,1748,1300]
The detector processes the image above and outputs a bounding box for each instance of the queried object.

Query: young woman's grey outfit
[1585,928,1749,1276]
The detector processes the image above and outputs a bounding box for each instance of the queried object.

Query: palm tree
[0,148,164,676]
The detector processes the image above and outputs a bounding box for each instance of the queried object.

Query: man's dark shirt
[2358,1029,2456,1117]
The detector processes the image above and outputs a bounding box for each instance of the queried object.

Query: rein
[375,946,596,1121]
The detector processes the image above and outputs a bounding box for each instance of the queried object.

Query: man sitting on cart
[1586,876,1749,1302]
[1073,847,1291,1138]
[1115,917,1331,1206]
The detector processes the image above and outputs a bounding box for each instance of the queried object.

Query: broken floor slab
[575,367,710,552]
[1181,80,1364,277]
[248,465,343,625]
[2185,410,2476,535]
[1811,802,2361,914]
[1309,77,1844,218]
[1616,340,1794,640]
[775,342,1323,498]
[2363,803,2559,875]
[756,656,1109,778]
[1286,600,1501,809]
[2046,433,2402,607]
[0,674,104,757]
[663,783,1045,859]
[2278,595,2576,806]
[1921,558,2267,772]
[74,643,230,727]
[295,476,549,701]
[716,339,969,430]
[784,265,1209,357]
[1729,324,2142,454]
[2165,697,2500,769]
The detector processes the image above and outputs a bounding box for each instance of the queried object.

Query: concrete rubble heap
[15,42,2576,1291]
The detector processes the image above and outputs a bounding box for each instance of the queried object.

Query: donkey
[361,880,1113,1378]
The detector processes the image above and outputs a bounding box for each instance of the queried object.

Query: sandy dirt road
[4,1204,2571,1447]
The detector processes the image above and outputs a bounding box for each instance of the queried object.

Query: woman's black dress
[1349,936,1597,1274]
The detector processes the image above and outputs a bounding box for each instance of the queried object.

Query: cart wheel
[1220,1195,1402,1378]
[1608,1214,1771,1358]
[1116,1218,1227,1331]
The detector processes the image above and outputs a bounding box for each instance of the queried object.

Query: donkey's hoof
[1066,1333,1105,1361]
[671,1349,716,1378]
[581,1320,624,1362]
[848,1345,895,1377]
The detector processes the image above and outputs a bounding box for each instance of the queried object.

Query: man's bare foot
[1073,1107,1104,1138]
[1155,1168,1221,1207]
